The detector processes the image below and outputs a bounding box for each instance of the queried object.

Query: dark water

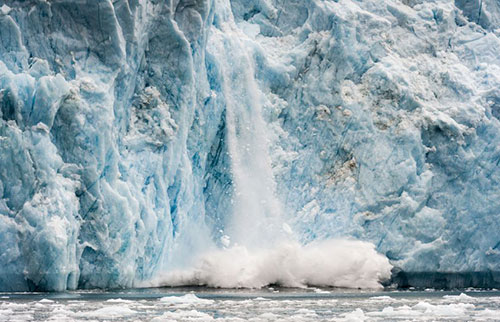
[1,287,499,321]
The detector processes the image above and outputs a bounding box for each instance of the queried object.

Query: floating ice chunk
[258,312,279,319]
[339,308,367,322]
[82,305,137,317]
[105,298,135,303]
[368,296,394,302]
[159,294,214,306]
[412,301,475,316]
[151,310,214,321]
[367,305,420,317]
[313,288,330,294]
[39,299,54,303]
[443,293,476,302]
[477,308,500,318]
[296,308,317,315]
[253,297,269,301]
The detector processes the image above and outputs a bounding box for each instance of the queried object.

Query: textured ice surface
[1,0,500,291]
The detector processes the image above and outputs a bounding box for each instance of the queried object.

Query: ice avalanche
[0,0,499,291]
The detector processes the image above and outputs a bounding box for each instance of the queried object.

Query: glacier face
[0,0,499,291]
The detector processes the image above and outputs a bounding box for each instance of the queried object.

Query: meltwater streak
[147,0,392,289]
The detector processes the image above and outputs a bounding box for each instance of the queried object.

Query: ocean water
[1,288,499,321]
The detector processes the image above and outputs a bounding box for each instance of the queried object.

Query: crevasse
[0,0,499,291]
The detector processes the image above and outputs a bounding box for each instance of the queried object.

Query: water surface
[1,287,499,321]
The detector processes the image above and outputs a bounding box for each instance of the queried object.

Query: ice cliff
[0,0,499,291]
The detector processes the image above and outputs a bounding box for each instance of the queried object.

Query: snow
[0,0,500,291]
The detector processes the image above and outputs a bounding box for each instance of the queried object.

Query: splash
[146,1,392,289]
[146,239,392,289]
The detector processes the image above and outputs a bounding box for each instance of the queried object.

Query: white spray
[147,0,392,289]
[219,28,285,249]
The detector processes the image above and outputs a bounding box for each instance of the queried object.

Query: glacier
[0,0,500,291]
